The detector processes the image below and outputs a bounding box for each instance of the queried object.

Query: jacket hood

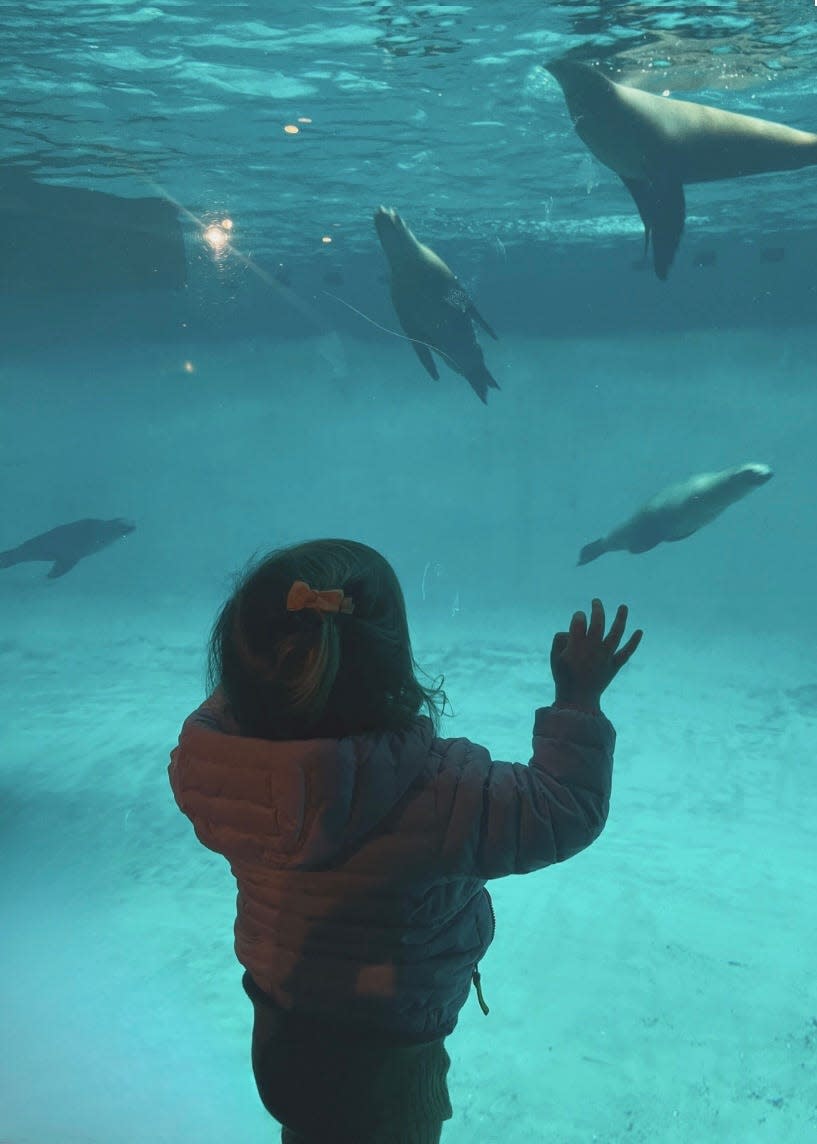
[169,706,435,871]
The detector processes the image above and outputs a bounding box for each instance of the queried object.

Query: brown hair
[207,538,446,739]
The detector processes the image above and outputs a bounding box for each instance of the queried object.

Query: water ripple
[2,1,816,257]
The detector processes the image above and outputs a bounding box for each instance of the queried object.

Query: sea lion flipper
[443,286,497,339]
[467,303,498,341]
[48,557,79,579]
[621,175,686,281]
[411,340,439,380]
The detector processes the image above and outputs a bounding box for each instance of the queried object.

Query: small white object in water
[581,153,598,195]
[421,561,432,602]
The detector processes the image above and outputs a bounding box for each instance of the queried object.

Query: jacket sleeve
[179,690,240,734]
[168,691,241,815]
[435,705,616,879]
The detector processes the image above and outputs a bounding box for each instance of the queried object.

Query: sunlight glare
[203,224,230,253]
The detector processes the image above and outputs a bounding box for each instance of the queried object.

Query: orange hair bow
[286,580,354,616]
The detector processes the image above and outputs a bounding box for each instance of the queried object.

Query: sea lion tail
[0,548,20,571]
[466,365,500,404]
[577,538,607,566]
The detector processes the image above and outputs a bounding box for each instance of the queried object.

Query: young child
[169,538,642,1144]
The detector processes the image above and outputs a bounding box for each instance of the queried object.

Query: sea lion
[373,206,499,403]
[0,518,135,578]
[578,463,772,565]
[545,59,817,279]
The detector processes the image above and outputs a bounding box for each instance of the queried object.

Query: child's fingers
[603,604,628,651]
[613,628,643,668]
[568,610,587,644]
[586,598,605,641]
[550,631,569,662]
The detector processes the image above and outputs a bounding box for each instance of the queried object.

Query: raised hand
[550,598,642,710]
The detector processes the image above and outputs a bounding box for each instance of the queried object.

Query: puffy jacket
[169,695,615,1041]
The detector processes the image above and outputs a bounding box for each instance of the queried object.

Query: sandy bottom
[1,329,816,1141]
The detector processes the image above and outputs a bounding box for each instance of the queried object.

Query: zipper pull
[472,965,490,1016]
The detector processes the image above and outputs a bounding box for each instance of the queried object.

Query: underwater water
[2,2,816,1142]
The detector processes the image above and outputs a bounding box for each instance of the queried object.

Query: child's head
[208,538,446,739]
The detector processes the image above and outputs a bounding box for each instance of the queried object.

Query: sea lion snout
[543,58,580,89]
[91,518,136,555]
[739,463,773,487]
[544,58,605,105]
[374,205,412,260]
[373,204,404,234]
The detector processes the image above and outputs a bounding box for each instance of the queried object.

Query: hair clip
[286,580,354,616]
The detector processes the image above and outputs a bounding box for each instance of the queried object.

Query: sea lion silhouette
[546,59,817,279]
[0,518,136,578]
[578,464,772,565]
[373,206,500,403]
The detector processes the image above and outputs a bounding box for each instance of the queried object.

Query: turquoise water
[2,3,816,1142]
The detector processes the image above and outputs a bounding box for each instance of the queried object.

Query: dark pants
[280,1131,442,1144]
[243,973,452,1144]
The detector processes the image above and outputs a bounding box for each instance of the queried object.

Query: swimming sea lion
[546,59,817,279]
[373,206,499,403]
[0,518,136,578]
[578,463,772,565]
